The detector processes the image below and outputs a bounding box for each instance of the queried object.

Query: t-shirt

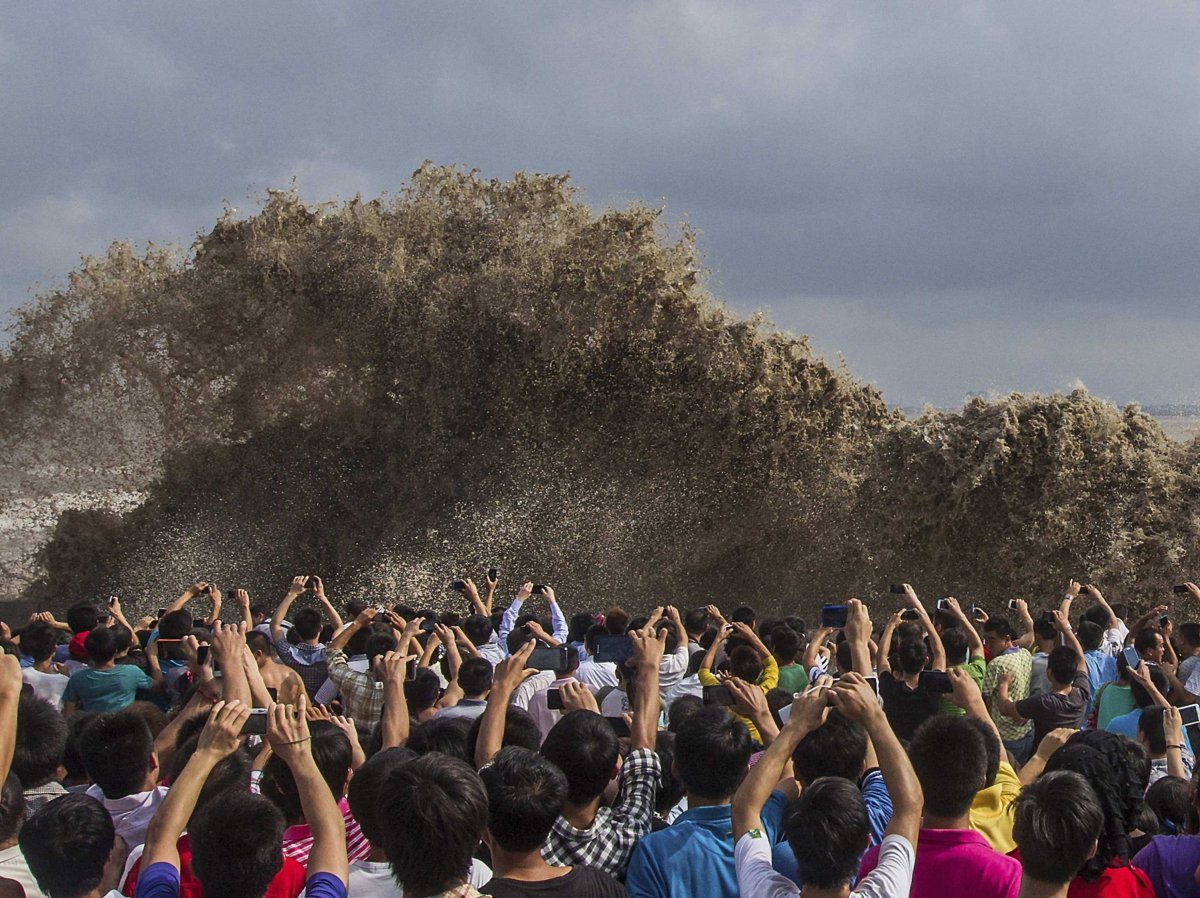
[982,649,1033,742]
[304,858,492,897]
[22,667,69,710]
[859,828,1019,898]
[0,843,47,898]
[1095,683,1136,731]
[63,665,152,711]
[968,761,1021,854]
[737,831,915,898]
[1014,670,1090,749]
[941,658,987,716]
[484,867,627,898]
[1065,862,1154,898]
[878,675,942,742]
[775,664,808,695]
[1133,834,1200,898]
[136,862,347,898]
[122,835,306,898]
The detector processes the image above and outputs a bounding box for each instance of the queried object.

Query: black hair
[249,604,268,620]
[1145,775,1191,836]
[964,717,1001,788]
[1178,622,1200,648]
[656,620,680,655]
[19,793,115,898]
[1134,628,1164,655]
[983,616,1016,640]
[605,608,630,635]
[480,746,567,852]
[896,638,929,675]
[674,705,752,800]
[729,646,764,683]
[1045,731,1145,882]
[0,772,23,845]
[1138,706,1168,754]
[20,621,59,663]
[14,694,68,788]
[1081,605,1110,629]
[65,603,99,634]
[1012,770,1103,885]
[553,645,580,679]
[246,630,274,655]
[377,753,487,897]
[940,626,969,666]
[463,614,494,648]
[167,734,253,815]
[771,626,800,664]
[62,711,97,785]
[908,715,988,818]
[1130,665,1170,709]
[190,791,285,898]
[783,777,870,889]
[407,716,473,762]
[683,608,709,637]
[1047,645,1080,685]
[731,606,757,626]
[347,748,418,845]
[157,609,193,639]
[540,710,619,805]
[404,668,442,712]
[584,623,606,654]
[791,710,867,786]
[457,657,494,697]
[260,721,351,823]
[653,731,686,816]
[83,627,119,665]
[668,695,703,732]
[1033,618,1058,643]
[364,631,398,669]
[1077,621,1104,652]
[506,628,533,656]
[467,705,541,761]
[291,607,323,641]
[567,612,594,644]
[79,711,155,799]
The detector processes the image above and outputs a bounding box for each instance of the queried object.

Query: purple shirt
[1133,835,1200,898]
[859,827,1020,898]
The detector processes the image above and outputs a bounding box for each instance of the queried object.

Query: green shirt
[63,665,151,711]
[941,656,988,716]
[776,663,809,695]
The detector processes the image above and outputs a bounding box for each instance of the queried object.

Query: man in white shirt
[19,621,70,710]
[78,711,169,850]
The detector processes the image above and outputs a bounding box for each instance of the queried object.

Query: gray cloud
[3,1,1199,406]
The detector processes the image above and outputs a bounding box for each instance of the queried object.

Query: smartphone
[527,646,570,671]
[532,584,547,596]
[405,658,418,681]
[1180,704,1200,728]
[592,634,634,664]
[156,608,167,618]
[448,579,466,593]
[971,605,986,622]
[821,604,849,629]
[888,584,906,594]
[1174,584,1191,595]
[605,716,631,737]
[240,708,269,736]
[863,675,880,696]
[936,598,950,611]
[156,639,186,662]
[546,689,563,710]
[918,670,953,694]
[488,568,499,581]
[900,609,920,621]
[1008,599,1021,610]
[703,684,736,706]
[1122,645,1140,671]
[1160,614,1170,628]
[419,618,438,633]
[196,645,210,666]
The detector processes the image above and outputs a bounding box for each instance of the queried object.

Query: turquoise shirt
[63,665,151,711]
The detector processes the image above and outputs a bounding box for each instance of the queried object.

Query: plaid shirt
[273,637,329,699]
[983,648,1033,742]
[328,648,385,726]
[542,746,661,878]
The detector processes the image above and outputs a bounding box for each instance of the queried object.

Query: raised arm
[235,589,255,630]
[904,585,946,671]
[1081,584,1120,632]
[434,624,465,709]
[106,596,135,637]
[843,598,874,675]
[1011,599,1036,650]
[168,581,208,614]
[629,622,666,751]
[463,578,490,617]
[210,620,252,708]
[1052,610,1087,673]
[379,650,415,750]
[272,576,308,643]
[875,614,901,675]
[0,655,20,787]
[474,640,537,768]
[497,582,534,647]
[948,666,1003,751]
[543,585,568,644]
[1163,706,1189,780]
[331,607,375,653]
[311,576,344,632]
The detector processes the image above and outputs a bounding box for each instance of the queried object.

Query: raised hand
[516,581,534,602]
[829,672,881,722]
[267,695,313,764]
[197,700,251,758]
[376,650,419,684]
[492,640,540,694]
[559,680,600,714]
[788,684,831,732]
[286,576,308,597]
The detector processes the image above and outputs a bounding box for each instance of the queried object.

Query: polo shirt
[861,828,1020,898]
[625,791,789,898]
[982,649,1032,742]
[969,761,1021,854]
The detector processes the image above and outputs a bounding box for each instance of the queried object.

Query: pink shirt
[860,828,1020,898]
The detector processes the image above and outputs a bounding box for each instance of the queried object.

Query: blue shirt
[1107,707,1195,753]
[1084,650,1117,711]
[62,665,151,711]
[625,790,789,898]
[135,861,347,898]
[771,769,893,886]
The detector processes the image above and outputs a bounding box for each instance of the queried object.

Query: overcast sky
[3,2,1200,408]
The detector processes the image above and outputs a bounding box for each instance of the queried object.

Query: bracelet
[278,736,311,746]
[1167,744,1184,750]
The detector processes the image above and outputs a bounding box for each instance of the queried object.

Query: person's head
[347,748,418,845]
[79,711,156,798]
[907,715,988,820]
[684,608,710,639]
[61,711,97,786]
[964,717,1001,788]
[770,626,800,665]
[674,705,753,802]
[364,631,398,670]
[1081,604,1110,630]
[553,645,580,679]
[65,603,99,635]
[156,609,193,640]
[1047,645,1081,686]
[166,734,253,817]
[404,668,443,713]
[983,617,1016,655]
[14,695,68,788]
[406,717,473,762]
[1134,628,1166,664]
[1012,770,1102,887]
[19,794,117,898]
[189,791,285,898]
[83,626,119,665]
[246,629,275,665]
[1178,622,1200,653]
[0,773,23,846]
[1130,664,1170,709]
[1137,706,1169,755]
[291,607,323,642]
[728,646,764,683]
[653,732,686,816]
[467,705,540,761]
[540,711,619,805]
[566,612,594,644]
[783,777,870,889]
[377,753,487,898]
[668,694,703,732]
[480,746,567,854]
[457,657,494,698]
[1145,775,1191,836]
[1033,617,1058,649]
[260,721,351,822]
[462,614,494,649]
[896,638,929,676]
[604,607,630,635]
[940,626,969,666]
[1075,621,1104,653]
[730,605,757,628]
[249,604,268,626]
[20,620,59,663]
[790,710,867,786]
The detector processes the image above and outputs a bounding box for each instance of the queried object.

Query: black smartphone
[532,584,547,596]
[196,645,210,666]
[1181,704,1200,728]
[419,618,438,633]
[605,716,631,737]
[821,604,849,629]
[889,584,906,594]
[703,684,736,706]
[592,634,634,664]
[1008,599,1021,610]
[1161,615,1170,628]
[918,670,953,694]
[488,568,499,581]
[240,708,269,736]
[863,675,880,696]
[1174,584,1191,595]
[527,646,570,671]
[900,609,920,621]
[546,689,563,710]
[156,608,167,619]
[936,598,950,611]
[406,658,418,681]
[448,579,466,593]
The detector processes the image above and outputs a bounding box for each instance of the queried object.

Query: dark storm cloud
[3,1,1200,406]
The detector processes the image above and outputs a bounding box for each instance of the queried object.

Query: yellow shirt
[698,656,779,745]
[969,759,1021,853]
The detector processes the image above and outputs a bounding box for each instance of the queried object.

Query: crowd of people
[1,573,1200,897]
